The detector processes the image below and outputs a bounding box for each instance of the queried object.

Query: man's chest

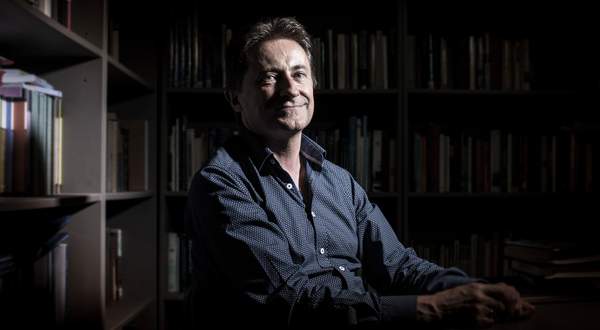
[258,174,360,263]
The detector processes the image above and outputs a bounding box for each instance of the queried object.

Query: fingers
[482,282,519,304]
[431,283,530,328]
[516,299,536,319]
[463,283,507,327]
[482,283,522,317]
[477,293,506,316]
[481,283,536,321]
[475,305,496,328]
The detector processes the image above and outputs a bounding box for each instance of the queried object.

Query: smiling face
[231,38,314,143]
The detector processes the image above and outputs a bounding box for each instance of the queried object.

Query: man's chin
[274,119,309,133]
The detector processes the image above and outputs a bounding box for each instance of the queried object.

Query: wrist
[416,294,441,323]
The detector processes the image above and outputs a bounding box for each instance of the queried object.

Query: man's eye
[259,74,277,84]
[294,71,307,79]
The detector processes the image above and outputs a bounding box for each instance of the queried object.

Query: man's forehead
[251,40,308,68]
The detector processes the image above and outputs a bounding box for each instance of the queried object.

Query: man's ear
[225,90,242,113]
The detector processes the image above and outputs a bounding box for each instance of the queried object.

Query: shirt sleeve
[186,165,383,327]
[352,175,478,321]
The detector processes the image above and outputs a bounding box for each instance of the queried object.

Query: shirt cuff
[380,295,417,323]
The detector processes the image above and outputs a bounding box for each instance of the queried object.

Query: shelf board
[315,89,399,95]
[105,191,154,201]
[0,0,102,72]
[108,56,154,104]
[407,88,577,97]
[106,192,154,218]
[408,192,598,199]
[164,191,188,197]
[106,295,153,330]
[164,292,185,302]
[368,192,401,198]
[166,88,399,96]
[0,194,100,212]
[167,88,224,95]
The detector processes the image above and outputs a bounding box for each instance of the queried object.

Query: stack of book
[504,239,600,281]
[1,67,64,195]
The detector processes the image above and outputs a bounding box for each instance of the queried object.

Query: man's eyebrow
[291,64,308,71]
[258,64,308,74]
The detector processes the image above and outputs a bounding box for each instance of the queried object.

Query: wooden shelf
[408,192,598,199]
[164,191,188,197]
[0,0,101,72]
[407,88,578,97]
[105,191,154,201]
[105,192,155,218]
[315,89,399,95]
[106,296,153,330]
[166,87,399,96]
[108,56,154,104]
[0,194,100,212]
[368,192,401,198]
[167,88,224,95]
[164,292,185,302]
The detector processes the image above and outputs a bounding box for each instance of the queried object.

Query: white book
[0,83,62,98]
[53,242,67,326]
[0,69,53,88]
[168,232,180,293]
[371,130,383,191]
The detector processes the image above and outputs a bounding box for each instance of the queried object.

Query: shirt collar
[241,129,326,171]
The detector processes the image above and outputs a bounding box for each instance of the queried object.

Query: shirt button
[338,266,345,272]
[286,183,293,189]
[319,248,325,255]
[311,211,316,218]
[270,159,276,165]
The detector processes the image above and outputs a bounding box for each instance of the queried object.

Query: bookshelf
[0,194,100,211]
[405,0,599,285]
[0,0,157,328]
[157,1,599,328]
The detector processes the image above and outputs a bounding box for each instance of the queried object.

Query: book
[510,259,600,279]
[119,120,148,191]
[504,239,598,264]
[52,242,67,326]
[0,69,53,89]
[107,228,123,302]
[0,56,14,66]
[167,232,180,293]
[0,83,62,98]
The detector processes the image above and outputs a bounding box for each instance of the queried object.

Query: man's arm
[354,176,475,295]
[186,165,383,326]
[352,177,534,327]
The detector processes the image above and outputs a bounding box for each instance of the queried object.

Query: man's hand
[416,282,535,328]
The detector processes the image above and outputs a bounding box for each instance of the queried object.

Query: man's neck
[269,132,303,189]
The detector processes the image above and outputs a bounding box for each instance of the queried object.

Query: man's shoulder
[320,158,353,182]
[203,136,247,174]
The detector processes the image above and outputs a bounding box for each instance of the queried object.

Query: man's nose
[278,75,300,97]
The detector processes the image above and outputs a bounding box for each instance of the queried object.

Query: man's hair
[226,17,315,92]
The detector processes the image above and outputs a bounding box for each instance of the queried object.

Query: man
[184,17,534,328]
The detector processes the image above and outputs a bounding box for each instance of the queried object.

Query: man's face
[232,38,314,142]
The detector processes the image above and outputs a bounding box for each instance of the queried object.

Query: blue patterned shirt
[185,131,474,328]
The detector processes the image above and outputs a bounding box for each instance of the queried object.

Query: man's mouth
[278,103,306,111]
